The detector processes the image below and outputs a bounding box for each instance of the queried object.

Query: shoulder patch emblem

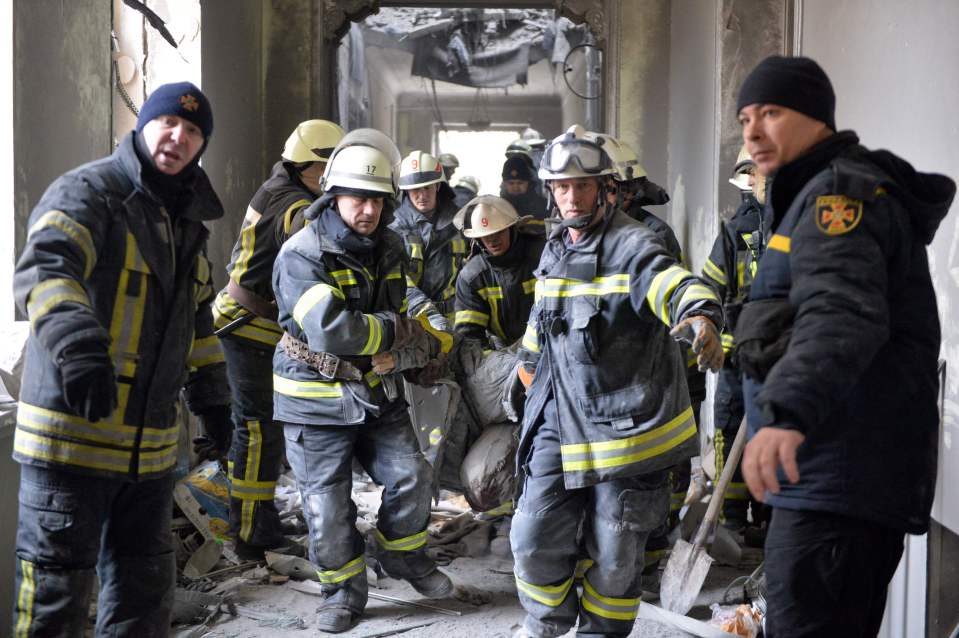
[815,195,863,236]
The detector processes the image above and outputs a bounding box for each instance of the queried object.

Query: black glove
[59,343,118,422]
[193,405,233,461]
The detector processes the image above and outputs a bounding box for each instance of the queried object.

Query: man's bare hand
[371,351,396,374]
[670,316,724,372]
[742,427,805,502]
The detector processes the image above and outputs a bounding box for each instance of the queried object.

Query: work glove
[192,404,233,462]
[59,343,118,422]
[670,316,724,373]
[427,312,451,333]
[404,352,449,386]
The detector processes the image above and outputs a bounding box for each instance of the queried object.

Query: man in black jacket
[736,56,955,637]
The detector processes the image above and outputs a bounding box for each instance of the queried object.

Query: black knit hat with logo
[502,155,535,181]
[737,56,836,131]
[136,81,214,139]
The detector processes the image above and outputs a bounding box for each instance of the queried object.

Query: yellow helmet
[282,119,345,163]
[729,144,755,191]
[399,151,446,190]
[595,134,649,182]
[454,195,527,238]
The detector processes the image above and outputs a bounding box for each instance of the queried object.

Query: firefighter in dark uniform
[701,145,767,534]
[272,130,454,634]
[735,56,955,637]
[211,119,343,559]
[452,174,480,210]
[12,82,230,634]
[501,155,550,221]
[438,152,459,182]
[510,125,725,638]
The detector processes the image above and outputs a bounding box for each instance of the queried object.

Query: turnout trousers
[221,335,285,546]
[510,401,670,638]
[713,367,751,527]
[13,464,175,637]
[281,401,437,615]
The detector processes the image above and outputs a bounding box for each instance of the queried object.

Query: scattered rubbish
[203,561,263,580]
[356,621,436,637]
[708,603,762,637]
[368,592,463,617]
[182,538,223,579]
[453,584,492,605]
[172,588,229,626]
[636,602,738,638]
[264,551,319,581]
[174,461,239,563]
[234,604,306,629]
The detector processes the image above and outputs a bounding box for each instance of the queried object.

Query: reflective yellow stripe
[283,199,311,235]
[482,500,514,517]
[477,286,506,339]
[374,528,428,552]
[188,335,224,368]
[213,293,283,345]
[534,274,630,302]
[678,283,719,310]
[454,309,490,327]
[318,555,366,584]
[272,374,343,398]
[721,333,735,354]
[330,269,358,287]
[399,297,409,314]
[28,210,97,278]
[646,265,690,324]
[359,314,384,355]
[702,259,727,285]
[521,323,540,353]
[451,237,466,254]
[574,559,594,580]
[230,206,259,280]
[560,406,696,472]
[364,369,381,388]
[292,283,345,327]
[522,278,537,295]
[15,559,35,638]
[17,402,179,448]
[429,427,442,446]
[109,232,149,378]
[239,419,263,539]
[409,242,424,259]
[768,233,791,253]
[515,574,574,607]
[14,428,177,475]
[26,278,90,325]
[231,477,276,501]
[384,268,403,281]
[581,578,640,621]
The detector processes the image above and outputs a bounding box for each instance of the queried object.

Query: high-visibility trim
[678,284,720,310]
[646,265,691,324]
[272,374,343,398]
[686,347,698,369]
[317,555,366,584]
[292,283,345,327]
[108,232,149,378]
[230,207,259,281]
[714,429,727,482]
[384,268,404,281]
[454,309,490,327]
[231,478,276,501]
[477,286,506,339]
[644,549,668,568]
[522,278,537,295]
[15,559,35,638]
[399,297,409,314]
[239,419,263,539]
[670,490,686,511]
[768,234,791,253]
[14,428,177,475]
[581,578,640,621]
[28,210,97,278]
[26,278,90,325]
[451,237,467,254]
[726,482,750,501]
[574,559,594,580]
[364,370,381,388]
[213,293,283,346]
[702,259,727,286]
[359,314,384,355]
[330,269,358,287]
[428,428,442,446]
[409,242,424,259]
[721,333,735,354]
[374,528,428,552]
[534,274,630,302]
[521,323,540,353]
[560,406,696,472]
[515,574,574,607]
[17,402,179,448]
[482,500,514,517]
[188,335,224,368]
[283,199,312,235]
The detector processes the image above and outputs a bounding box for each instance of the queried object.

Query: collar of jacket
[114,131,225,222]
[399,192,458,230]
[547,203,614,256]
[767,130,859,229]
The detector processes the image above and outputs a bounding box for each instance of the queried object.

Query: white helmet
[320,128,401,197]
[729,145,755,191]
[453,175,480,195]
[398,151,446,190]
[505,139,534,161]
[454,195,526,238]
[521,127,546,148]
[438,153,460,170]
[538,125,616,181]
[596,135,649,183]
[282,119,345,163]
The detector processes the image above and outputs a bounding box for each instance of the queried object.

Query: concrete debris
[182,538,223,579]
[264,551,319,582]
[459,424,517,512]
[234,604,306,629]
[172,588,230,626]
[356,621,436,638]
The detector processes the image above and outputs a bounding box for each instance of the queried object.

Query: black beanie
[737,56,836,131]
[502,156,535,181]
[136,81,214,139]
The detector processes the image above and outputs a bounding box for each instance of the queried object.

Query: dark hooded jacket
[738,130,956,533]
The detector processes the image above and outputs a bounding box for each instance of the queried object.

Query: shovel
[660,416,748,615]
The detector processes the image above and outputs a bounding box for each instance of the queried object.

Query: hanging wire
[111,31,140,116]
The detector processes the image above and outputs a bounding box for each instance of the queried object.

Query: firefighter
[212,119,344,559]
[510,125,724,638]
[12,82,230,634]
[736,56,955,637]
[701,144,767,535]
[452,174,480,209]
[500,155,549,221]
[272,130,453,633]
[438,152,460,181]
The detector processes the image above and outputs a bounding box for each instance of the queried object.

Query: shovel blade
[659,539,714,615]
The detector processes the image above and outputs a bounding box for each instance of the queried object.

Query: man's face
[479,228,511,256]
[409,184,438,214]
[141,115,204,175]
[738,103,830,176]
[336,194,384,236]
[504,179,529,195]
[550,177,601,222]
[299,161,328,195]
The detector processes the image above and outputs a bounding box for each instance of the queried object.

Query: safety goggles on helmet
[541,139,611,175]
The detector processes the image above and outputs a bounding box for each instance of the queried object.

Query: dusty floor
[187,548,762,637]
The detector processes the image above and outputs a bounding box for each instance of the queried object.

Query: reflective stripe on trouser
[282,402,436,614]
[510,404,671,638]
[714,369,749,524]
[221,336,285,545]
[14,464,175,637]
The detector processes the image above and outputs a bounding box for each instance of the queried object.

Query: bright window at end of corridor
[438,129,522,196]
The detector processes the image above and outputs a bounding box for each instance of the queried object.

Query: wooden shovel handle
[692,416,748,549]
